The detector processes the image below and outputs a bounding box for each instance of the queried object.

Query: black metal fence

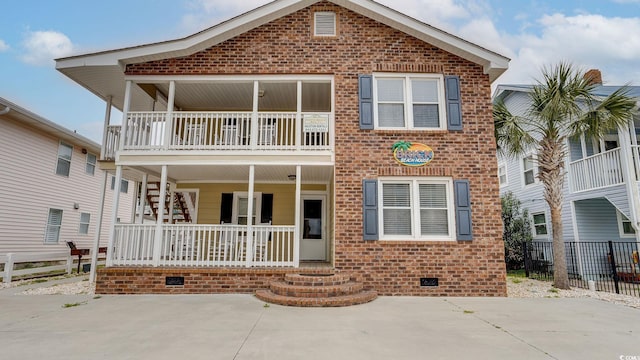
[523,241,640,297]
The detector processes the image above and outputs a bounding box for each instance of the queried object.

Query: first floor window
[111,177,129,193]
[617,211,636,237]
[379,178,453,240]
[79,213,91,234]
[44,208,63,243]
[56,142,73,177]
[532,212,548,237]
[233,192,262,225]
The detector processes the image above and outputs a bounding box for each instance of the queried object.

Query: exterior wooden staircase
[255,272,377,307]
[146,182,191,223]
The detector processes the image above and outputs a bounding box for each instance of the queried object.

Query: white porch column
[137,173,149,224]
[250,81,259,149]
[118,81,132,151]
[293,165,301,267]
[619,124,640,237]
[152,165,168,266]
[163,81,176,149]
[106,166,123,267]
[100,96,112,160]
[295,81,302,150]
[89,171,109,284]
[246,165,255,267]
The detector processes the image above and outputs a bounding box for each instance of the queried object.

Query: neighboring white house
[494,79,640,248]
[0,97,136,254]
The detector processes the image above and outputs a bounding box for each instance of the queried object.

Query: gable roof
[494,84,640,102]
[56,0,509,110]
[0,97,101,153]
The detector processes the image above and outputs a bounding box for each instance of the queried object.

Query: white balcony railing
[569,148,624,192]
[110,223,295,267]
[631,145,640,181]
[103,111,332,156]
[103,125,121,160]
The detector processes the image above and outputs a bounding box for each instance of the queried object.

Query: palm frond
[493,99,536,159]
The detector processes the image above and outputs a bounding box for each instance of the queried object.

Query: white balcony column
[137,173,149,224]
[163,81,176,149]
[295,81,302,150]
[618,124,640,237]
[89,171,108,283]
[250,81,260,149]
[106,166,124,267]
[245,165,255,267]
[152,165,168,266]
[293,165,301,267]
[118,81,132,151]
[101,96,113,160]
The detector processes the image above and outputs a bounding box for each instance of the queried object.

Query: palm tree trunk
[538,136,570,289]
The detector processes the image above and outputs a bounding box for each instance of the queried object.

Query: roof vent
[314,12,336,36]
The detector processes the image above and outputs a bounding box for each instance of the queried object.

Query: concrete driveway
[1,280,638,360]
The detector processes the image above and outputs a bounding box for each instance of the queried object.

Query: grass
[507,269,526,278]
[463,310,474,314]
[510,278,523,284]
[548,288,559,293]
[62,301,87,308]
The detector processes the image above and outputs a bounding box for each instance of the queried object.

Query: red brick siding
[123,1,506,296]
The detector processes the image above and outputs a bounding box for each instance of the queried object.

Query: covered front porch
[106,163,334,269]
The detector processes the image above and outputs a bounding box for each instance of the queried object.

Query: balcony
[102,111,332,159]
[569,146,640,192]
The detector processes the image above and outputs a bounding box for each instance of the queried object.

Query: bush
[502,192,532,270]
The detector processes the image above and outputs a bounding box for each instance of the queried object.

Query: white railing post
[106,165,123,267]
[138,173,148,224]
[3,253,14,283]
[296,81,302,150]
[294,165,301,267]
[164,81,176,149]
[66,255,73,275]
[152,165,168,266]
[251,81,260,150]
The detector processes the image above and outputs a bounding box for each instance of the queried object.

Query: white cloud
[0,39,9,52]
[21,30,75,66]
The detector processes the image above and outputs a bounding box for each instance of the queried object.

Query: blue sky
[1,0,639,142]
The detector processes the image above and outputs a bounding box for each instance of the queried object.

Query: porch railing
[569,148,624,192]
[105,111,332,155]
[110,223,295,267]
[631,145,640,181]
[103,125,121,160]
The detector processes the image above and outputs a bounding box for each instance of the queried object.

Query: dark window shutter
[363,179,378,240]
[261,194,273,224]
[445,75,463,131]
[359,75,374,129]
[454,180,472,241]
[220,193,233,224]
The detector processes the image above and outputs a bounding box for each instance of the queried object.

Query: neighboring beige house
[0,97,135,254]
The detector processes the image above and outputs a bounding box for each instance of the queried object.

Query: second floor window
[523,155,536,186]
[111,177,129,193]
[498,163,507,187]
[56,142,73,177]
[374,74,445,130]
[85,153,96,175]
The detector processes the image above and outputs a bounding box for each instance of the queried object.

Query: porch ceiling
[120,164,333,184]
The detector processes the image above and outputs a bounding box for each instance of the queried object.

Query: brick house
[56,0,509,299]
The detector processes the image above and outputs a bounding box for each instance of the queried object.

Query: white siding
[0,117,135,254]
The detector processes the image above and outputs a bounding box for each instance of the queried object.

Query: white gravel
[2,275,639,309]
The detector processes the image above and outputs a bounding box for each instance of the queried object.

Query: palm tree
[494,63,636,289]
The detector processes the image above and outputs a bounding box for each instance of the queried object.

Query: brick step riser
[255,290,378,307]
[284,273,352,286]
[270,282,364,298]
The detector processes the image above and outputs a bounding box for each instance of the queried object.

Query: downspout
[0,105,10,115]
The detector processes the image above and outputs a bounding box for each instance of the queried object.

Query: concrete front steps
[255,272,377,307]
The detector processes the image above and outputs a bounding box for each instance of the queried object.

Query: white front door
[300,195,326,261]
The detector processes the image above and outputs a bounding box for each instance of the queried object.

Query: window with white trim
[56,142,73,177]
[378,178,455,240]
[232,192,262,225]
[498,163,508,187]
[314,12,336,36]
[522,155,537,186]
[617,211,636,238]
[85,153,96,175]
[111,177,129,193]
[79,212,91,234]
[374,74,446,130]
[532,212,548,238]
[44,208,63,243]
